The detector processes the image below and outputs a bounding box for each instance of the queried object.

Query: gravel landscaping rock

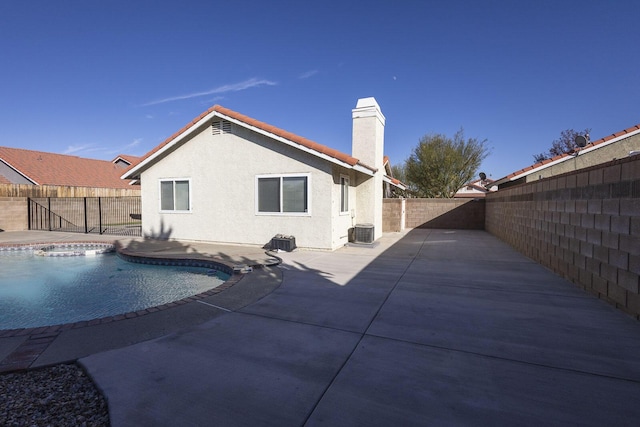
[0,363,109,426]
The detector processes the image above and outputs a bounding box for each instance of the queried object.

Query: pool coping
[0,240,272,372]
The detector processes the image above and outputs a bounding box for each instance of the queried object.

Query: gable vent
[212,120,232,135]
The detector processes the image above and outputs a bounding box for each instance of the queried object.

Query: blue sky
[1,0,638,180]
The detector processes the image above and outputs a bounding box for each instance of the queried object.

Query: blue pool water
[0,250,230,330]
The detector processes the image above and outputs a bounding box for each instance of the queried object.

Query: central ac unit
[354,224,374,244]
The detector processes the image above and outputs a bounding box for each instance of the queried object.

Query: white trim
[159,177,192,213]
[0,158,39,185]
[339,174,350,214]
[255,173,312,216]
[122,112,217,180]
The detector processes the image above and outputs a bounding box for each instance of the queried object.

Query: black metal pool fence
[28,197,142,236]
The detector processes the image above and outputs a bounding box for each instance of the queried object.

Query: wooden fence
[0,183,140,198]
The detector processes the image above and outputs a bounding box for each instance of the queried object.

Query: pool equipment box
[271,235,296,252]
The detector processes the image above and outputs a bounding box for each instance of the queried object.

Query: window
[340,175,349,213]
[256,174,310,214]
[160,179,190,211]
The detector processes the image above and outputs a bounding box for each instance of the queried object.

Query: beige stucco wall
[140,122,358,250]
[330,166,357,246]
[525,133,640,183]
[351,99,385,240]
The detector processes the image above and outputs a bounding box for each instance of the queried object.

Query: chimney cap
[355,97,380,109]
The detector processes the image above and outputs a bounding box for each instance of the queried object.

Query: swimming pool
[0,245,230,330]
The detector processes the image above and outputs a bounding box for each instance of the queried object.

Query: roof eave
[121,110,219,180]
[0,158,39,185]
[383,175,407,190]
[124,108,377,179]
[216,111,375,175]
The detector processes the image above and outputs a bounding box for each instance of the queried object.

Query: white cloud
[299,70,318,79]
[201,96,225,105]
[126,138,142,149]
[145,114,154,119]
[63,144,95,155]
[142,78,277,106]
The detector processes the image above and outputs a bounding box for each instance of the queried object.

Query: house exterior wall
[524,133,640,183]
[486,155,640,319]
[139,122,350,250]
[331,166,357,246]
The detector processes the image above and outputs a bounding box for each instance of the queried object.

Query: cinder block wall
[486,155,640,319]
[0,197,28,231]
[383,199,403,232]
[383,198,485,232]
[404,199,485,229]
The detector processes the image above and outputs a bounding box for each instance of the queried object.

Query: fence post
[27,198,32,230]
[83,197,88,234]
[98,197,103,235]
[47,197,52,231]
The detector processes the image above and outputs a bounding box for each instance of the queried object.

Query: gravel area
[0,363,109,426]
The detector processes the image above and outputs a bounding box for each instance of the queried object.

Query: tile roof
[0,174,11,185]
[498,123,640,182]
[0,146,135,189]
[112,154,142,165]
[124,105,377,179]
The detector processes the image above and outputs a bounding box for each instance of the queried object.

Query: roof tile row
[0,147,135,189]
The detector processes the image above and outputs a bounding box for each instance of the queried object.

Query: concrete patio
[58,229,640,425]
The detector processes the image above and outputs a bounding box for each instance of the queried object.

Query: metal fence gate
[28,197,142,236]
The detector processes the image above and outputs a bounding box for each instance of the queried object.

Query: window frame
[339,174,350,214]
[159,178,192,213]
[255,173,311,216]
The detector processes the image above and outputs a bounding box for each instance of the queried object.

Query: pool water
[0,251,230,330]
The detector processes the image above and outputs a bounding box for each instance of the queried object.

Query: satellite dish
[575,135,588,148]
[479,172,487,180]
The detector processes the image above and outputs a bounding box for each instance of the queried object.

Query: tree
[404,129,489,198]
[533,128,591,162]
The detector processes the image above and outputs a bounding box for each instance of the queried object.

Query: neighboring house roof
[123,105,384,181]
[0,174,11,184]
[0,146,135,189]
[454,178,496,198]
[494,123,640,186]
[382,156,406,189]
[112,154,141,166]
